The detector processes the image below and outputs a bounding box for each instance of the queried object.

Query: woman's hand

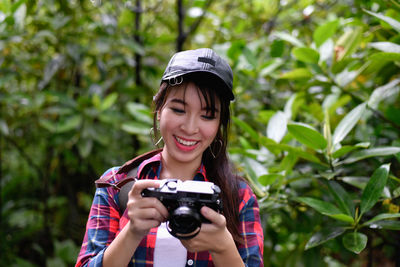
[180,206,233,254]
[180,207,245,267]
[103,180,169,267]
[126,180,169,238]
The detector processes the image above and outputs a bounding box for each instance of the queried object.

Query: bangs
[182,73,223,118]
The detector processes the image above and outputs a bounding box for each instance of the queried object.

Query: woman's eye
[202,114,216,120]
[171,108,185,114]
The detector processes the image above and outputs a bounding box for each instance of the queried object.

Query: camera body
[141,179,223,239]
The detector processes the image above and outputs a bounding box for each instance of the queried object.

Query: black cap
[161,48,234,101]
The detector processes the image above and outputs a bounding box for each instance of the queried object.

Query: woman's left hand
[180,206,234,254]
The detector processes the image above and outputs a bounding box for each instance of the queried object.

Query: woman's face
[158,82,221,168]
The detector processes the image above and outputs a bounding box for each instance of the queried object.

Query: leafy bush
[1,0,399,266]
[229,6,400,266]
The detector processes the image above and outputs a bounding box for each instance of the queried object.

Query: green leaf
[258,136,280,155]
[296,197,341,215]
[335,63,368,87]
[360,164,390,216]
[121,121,151,135]
[363,213,400,227]
[120,38,145,55]
[323,109,332,154]
[326,180,355,217]
[369,52,400,62]
[332,142,370,158]
[369,42,400,53]
[364,9,400,33]
[292,47,320,64]
[0,0,12,12]
[273,31,305,47]
[259,58,284,76]
[0,119,9,135]
[342,147,400,164]
[336,27,363,61]
[54,239,80,264]
[278,152,298,173]
[126,102,153,124]
[243,47,258,68]
[280,68,312,79]
[287,122,327,150]
[232,117,259,141]
[38,55,66,89]
[368,220,400,230]
[259,140,323,164]
[305,227,346,250]
[77,138,93,158]
[325,94,352,115]
[341,176,368,190]
[243,157,267,197]
[342,232,368,254]
[100,92,118,111]
[279,144,323,164]
[332,102,367,146]
[245,157,268,179]
[57,115,82,133]
[313,20,339,47]
[297,197,353,223]
[328,214,355,223]
[270,39,285,58]
[283,93,299,120]
[266,111,288,143]
[118,8,134,27]
[13,2,26,29]
[368,78,400,110]
[238,136,253,150]
[259,173,284,186]
[39,119,57,133]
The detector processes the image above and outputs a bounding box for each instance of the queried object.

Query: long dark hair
[152,73,243,243]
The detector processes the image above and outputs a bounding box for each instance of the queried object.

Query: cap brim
[162,70,234,101]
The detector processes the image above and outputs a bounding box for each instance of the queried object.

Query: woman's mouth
[174,136,199,151]
[175,136,198,146]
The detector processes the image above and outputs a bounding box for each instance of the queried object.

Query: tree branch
[176,0,214,51]
[134,0,143,86]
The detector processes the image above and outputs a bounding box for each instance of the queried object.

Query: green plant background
[1,0,400,266]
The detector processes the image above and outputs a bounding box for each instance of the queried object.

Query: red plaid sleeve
[75,167,121,267]
[237,181,264,267]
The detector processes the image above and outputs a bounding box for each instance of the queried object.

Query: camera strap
[94,148,162,214]
[118,169,137,214]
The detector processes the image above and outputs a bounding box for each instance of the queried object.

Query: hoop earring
[209,139,223,159]
[155,136,163,146]
[150,127,163,147]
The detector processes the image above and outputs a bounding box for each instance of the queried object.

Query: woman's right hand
[126,180,169,238]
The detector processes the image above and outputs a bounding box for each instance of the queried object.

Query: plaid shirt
[76,152,264,267]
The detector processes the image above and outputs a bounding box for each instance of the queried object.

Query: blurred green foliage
[1,0,400,266]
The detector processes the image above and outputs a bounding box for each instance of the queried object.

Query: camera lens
[167,206,201,239]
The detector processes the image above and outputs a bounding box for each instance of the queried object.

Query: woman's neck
[159,151,201,181]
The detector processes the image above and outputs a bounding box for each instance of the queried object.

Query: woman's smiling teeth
[175,136,198,146]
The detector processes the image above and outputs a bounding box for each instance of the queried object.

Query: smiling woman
[75,48,264,267]
[157,81,221,178]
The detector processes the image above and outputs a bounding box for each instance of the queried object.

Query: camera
[141,179,223,239]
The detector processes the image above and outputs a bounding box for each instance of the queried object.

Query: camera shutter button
[167,181,177,190]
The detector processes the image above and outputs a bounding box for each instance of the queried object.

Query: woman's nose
[181,116,199,134]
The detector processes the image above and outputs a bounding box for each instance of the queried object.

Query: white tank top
[154,222,187,267]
